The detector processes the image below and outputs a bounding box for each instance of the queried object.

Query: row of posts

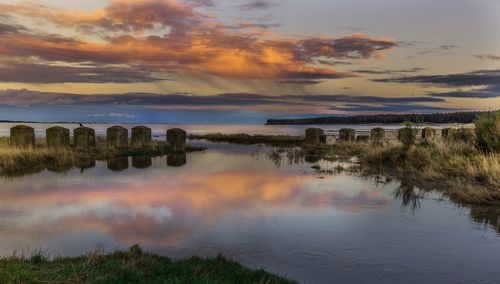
[9,125,187,152]
[305,127,475,146]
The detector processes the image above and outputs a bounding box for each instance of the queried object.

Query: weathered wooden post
[305,128,324,146]
[46,126,70,148]
[74,127,96,149]
[107,157,129,171]
[167,128,187,153]
[10,125,35,148]
[107,126,128,149]
[132,156,152,169]
[167,153,186,167]
[338,128,355,142]
[131,126,151,147]
[356,135,370,143]
[370,127,385,145]
[422,127,436,140]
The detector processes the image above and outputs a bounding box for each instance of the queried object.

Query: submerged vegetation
[0,245,293,284]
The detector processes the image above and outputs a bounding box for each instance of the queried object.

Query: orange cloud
[0,0,398,83]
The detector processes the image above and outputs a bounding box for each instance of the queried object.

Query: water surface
[0,142,499,283]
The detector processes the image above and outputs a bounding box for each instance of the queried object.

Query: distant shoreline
[266,110,493,125]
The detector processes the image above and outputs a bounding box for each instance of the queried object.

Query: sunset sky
[0,0,499,123]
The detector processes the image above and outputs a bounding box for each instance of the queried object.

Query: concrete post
[107,126,128,149]
[131,126,151,147]
[305,128,325,146]
[422,127,436,140]
[74,127,96,149]
[167,128,187,153]
[10,125,35,148]
[338,128,355,142]
[370,128,385,145]
[46,126,70,148]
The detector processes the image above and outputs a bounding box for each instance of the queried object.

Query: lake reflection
[0,143,499,283]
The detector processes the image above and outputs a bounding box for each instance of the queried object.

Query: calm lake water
[0,140,499,283]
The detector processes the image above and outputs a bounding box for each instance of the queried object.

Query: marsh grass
[475,111,500,152]
[189,133,303,146]
[0,245,294,284]
[0,137,76,175]
[361,140,500,204]
[270,136,500,205]
[0,137,202,176]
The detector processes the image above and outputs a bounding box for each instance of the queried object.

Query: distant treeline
[266,110,496,125]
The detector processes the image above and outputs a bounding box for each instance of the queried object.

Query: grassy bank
[361,140,500,204]
[188,133,303,146]
[0,137,204,176]
[305,139,500,205]
[0,245,294,284]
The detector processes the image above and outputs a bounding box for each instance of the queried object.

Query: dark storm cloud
[295,35,398,61]
[184,0,216,7]
[275,80,322,85]
[283,94,444,103]
[0,60,166,83]
[0,90,285,107]
[374,69,500,99]
[0,21,25,35]
[329,104,462,113]
[429,84,500,99]
[238,1,281,10]
[354,67,424,75]
[0,89,447,108]
[438,45,459,50]
[373,69,500,87]
[476,54,500,61]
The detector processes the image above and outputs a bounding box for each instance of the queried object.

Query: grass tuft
[0,245,295,283]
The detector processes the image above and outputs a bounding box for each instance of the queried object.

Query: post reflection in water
[75,160,95,173]
[132,156,152,169]
[46,160,73,173]
[0,144,499,283]
[107,157,129,172]
[167,153,186,167]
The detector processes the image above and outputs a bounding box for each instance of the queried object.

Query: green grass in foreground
[0,245,295,284]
